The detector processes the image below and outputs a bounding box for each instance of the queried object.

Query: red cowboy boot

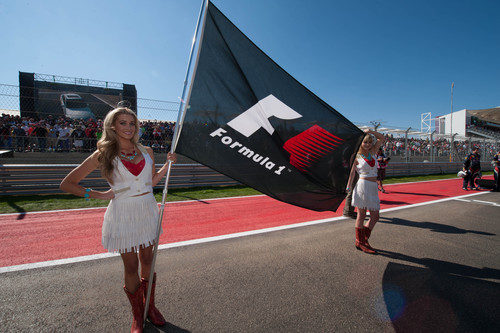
[124,283,144,333]
[355,227,376,254]
[355,227,363,250]
[363,227,376,252]
[141,273,166,326]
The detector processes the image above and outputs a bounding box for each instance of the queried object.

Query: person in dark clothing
[492,150,500,192]
[376,147,390,193]
[462,146,481,190]
[33,122,48,151]
[13,125,26,152]
[343,172,358,219]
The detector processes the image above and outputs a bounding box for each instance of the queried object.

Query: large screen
[19,72,136,120]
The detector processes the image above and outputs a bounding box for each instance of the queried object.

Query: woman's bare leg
[139,244,154,280]
[355,208,367,228]
[120,251,141,292]
[366,210,379,230]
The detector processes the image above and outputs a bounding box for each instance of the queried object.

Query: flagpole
[143,0,209,324]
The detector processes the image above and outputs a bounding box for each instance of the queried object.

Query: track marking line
[472,199,500,206]
[453,198,500,207]
[0,191,490,274]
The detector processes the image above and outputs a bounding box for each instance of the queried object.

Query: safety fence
[0,83,178,154]
[0,162,493,196]
[380,133,498,163]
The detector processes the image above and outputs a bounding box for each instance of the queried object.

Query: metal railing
[34,73,124,89]
[0,164,238,196]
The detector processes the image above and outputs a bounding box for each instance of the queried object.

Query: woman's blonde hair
[97,107,140,183]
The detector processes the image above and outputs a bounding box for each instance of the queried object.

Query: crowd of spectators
[0,114,175,153]
[381,133,498,160]
[0,113,497,161]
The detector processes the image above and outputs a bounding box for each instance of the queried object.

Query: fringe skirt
[352,179,380,211]
[102,193,161,253]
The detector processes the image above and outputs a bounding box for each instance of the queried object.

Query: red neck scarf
[121,158,145,176]
[361,153,375,167]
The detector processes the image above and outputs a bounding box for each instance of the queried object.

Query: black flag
[176,1,363,211]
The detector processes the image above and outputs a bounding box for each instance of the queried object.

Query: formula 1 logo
[209,94,343,175]
[227,95,302,137]
[283,125,344,172]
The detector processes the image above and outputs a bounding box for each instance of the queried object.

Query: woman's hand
[167,152,177,163]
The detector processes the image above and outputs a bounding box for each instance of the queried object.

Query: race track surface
[0,177,493,268]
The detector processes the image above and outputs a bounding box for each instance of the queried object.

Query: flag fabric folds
[176,1,364,211]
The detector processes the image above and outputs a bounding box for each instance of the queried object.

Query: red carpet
[0,177,492,267]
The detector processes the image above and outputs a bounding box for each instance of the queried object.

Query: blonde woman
[346,129,385,254]
[60,106,176,332]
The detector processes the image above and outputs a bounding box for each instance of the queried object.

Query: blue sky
[1,0,498,129]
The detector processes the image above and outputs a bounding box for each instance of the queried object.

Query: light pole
[449,82,454,162]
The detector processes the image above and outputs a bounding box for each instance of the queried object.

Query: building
[436,107,500,140]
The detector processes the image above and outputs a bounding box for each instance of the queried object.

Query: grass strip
[0,172,492,214]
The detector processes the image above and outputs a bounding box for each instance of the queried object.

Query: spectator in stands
[59,106,176,331]
[84,123,96,151]
[71,125,85,152]
[95,124,103,142]
[12,124,26,152]
[462,145,481,190]
[376,147,390,193]
[27,122,37,151]
[33,121,48,151]
[47,125,58,151]
[57,124,71,152]
[346,129,385,254]
[0,119,10,148]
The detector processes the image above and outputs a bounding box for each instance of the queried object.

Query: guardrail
[0,162,493,196]
[0,164,238,196]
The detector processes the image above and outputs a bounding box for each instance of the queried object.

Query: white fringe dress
[101,146,161,253]
[352,155,380,211]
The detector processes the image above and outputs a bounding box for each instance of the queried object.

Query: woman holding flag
[346,129,385,254]
[60,105,176,332]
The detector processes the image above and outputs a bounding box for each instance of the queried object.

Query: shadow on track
[5,199,26,220]
[378,216,495,236]
[380,200,410,205]
[167,195,210,204]
[378,249,500,332]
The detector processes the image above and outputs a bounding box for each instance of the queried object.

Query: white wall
[437,109,467,136]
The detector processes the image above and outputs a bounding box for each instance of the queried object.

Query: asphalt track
[0,179,499,332]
